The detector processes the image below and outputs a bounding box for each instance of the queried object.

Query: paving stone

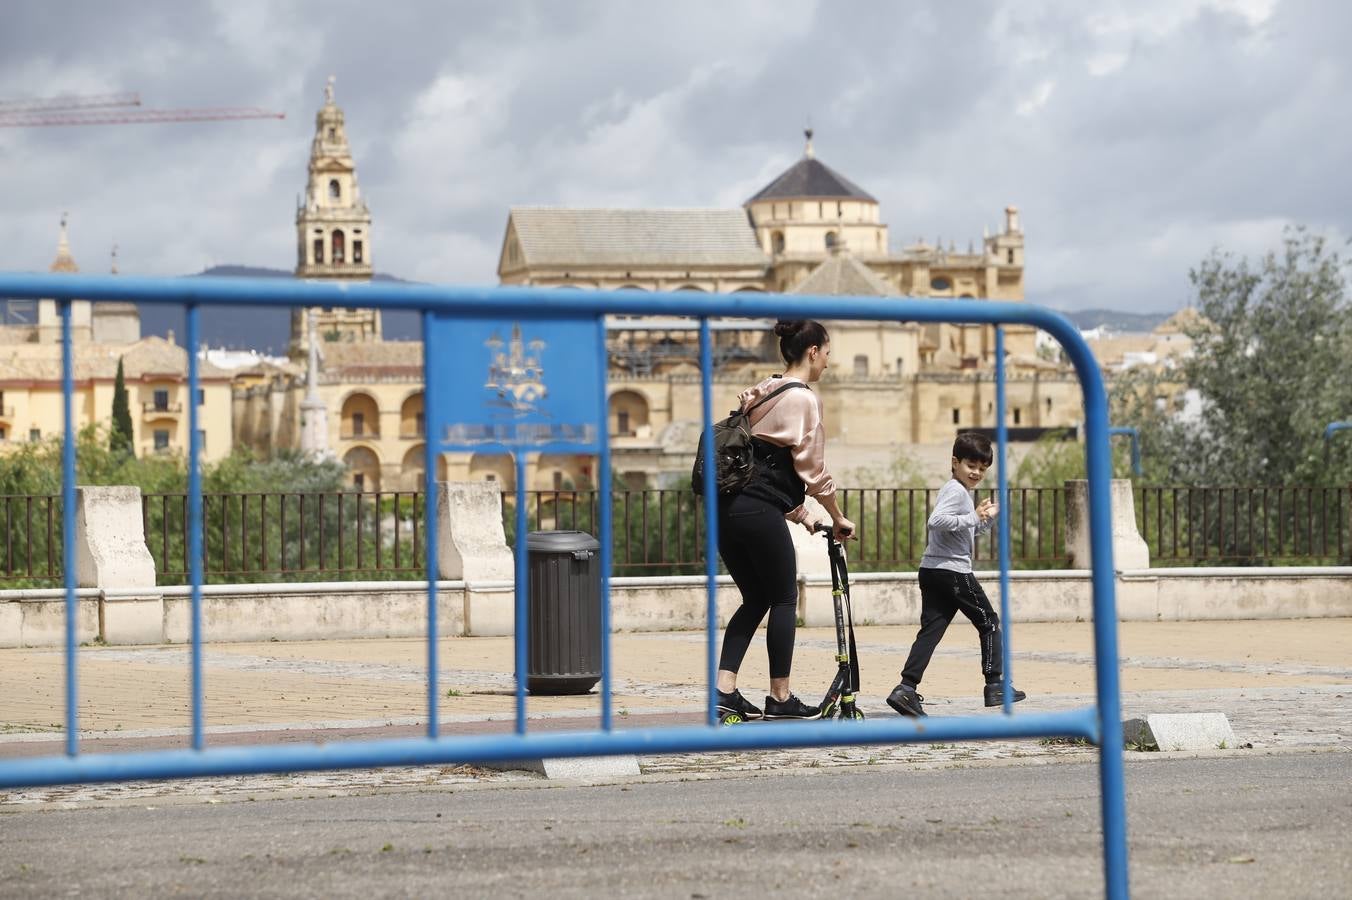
[1124,712,1239,752]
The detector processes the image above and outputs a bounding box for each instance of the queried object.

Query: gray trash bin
[526,530,602,695]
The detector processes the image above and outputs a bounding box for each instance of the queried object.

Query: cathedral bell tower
[291,76,379,356]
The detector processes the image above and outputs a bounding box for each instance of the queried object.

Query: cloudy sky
[1,0,1347,314]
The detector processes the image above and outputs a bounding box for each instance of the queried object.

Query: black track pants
[716,493,799,680]
[900,567,1003,688]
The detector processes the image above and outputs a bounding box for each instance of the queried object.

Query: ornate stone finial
[51,212,79,273]
[325,75,336,105]
[110,244,119,275]
[804,127,815,159]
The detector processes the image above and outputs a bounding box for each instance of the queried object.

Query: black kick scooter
[719,523,864,724]
[814,522,865,721]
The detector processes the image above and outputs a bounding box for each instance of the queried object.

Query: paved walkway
[0,619,1348,806]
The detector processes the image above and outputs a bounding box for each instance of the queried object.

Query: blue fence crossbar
[0,273,1129,899]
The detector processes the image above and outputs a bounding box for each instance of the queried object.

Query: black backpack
[691,381,806,497]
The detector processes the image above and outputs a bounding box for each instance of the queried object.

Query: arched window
[608,390,650,437]
[771,231,785,254]
[328,179,341,201]
[931,276,952,292]
[341,392,380,439]
[343,446,381,493]
[313,238,324,264]
[332,229,346,264]
[853,354,869,377]
[400,392,424,437]
[825,231,838,250]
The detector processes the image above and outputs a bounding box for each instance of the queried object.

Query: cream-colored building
[0,219,234,461]
[237,114,1089,489]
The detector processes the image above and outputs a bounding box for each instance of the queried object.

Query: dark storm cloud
[1,0,1348,316]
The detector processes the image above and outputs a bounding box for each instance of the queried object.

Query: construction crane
[0,91,284,127]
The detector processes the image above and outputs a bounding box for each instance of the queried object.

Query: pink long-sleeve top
[739,374,836,522]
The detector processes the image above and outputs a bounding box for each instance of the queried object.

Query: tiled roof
[747,157,876,203]
[791,253,896,297]
[507,208,768,268]
[0,336,231,383]
[321,340,423,371]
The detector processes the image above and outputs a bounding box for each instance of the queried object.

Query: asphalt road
[1,750,1348,898]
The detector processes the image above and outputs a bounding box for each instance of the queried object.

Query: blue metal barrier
[1324,421,1352,462]
[0,274,1129,899]
[1109,425,1143,476]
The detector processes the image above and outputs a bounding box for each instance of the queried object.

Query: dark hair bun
[774,320,805,338]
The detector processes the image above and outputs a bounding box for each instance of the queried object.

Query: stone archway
[608,389,650,437]
[469,452,515,490]
[341,392,380,439]
[400,392,424,438]
[343,445,382,492]
[401,443,425,489]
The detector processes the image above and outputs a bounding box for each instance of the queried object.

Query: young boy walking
[886,433,1026,717]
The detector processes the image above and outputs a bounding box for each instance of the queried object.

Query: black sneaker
[717,689,763,721]
[763,693,824,720]
[984,683,1027,707]
[886,684,927,717]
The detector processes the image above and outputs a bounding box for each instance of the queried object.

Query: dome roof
[747,133,876,204]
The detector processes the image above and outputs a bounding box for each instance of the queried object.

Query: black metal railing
[141,490,424,584]
[5,485,1352,586]
[1136,485,1351,565]
[0,494,60,586]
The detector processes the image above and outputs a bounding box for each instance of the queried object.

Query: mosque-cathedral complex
[6,82,1188,490]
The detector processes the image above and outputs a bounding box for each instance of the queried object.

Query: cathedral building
[235,107,1084,491]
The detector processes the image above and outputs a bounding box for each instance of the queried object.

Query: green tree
[109,357,134,457]
[1116,228,1351,486]
[1107,229,1352,565]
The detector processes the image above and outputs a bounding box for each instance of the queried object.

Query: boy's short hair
[952,432,994,466]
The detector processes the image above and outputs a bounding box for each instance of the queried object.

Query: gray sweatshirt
[919,478,995,573]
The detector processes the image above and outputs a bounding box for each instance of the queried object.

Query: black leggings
[901,567,1004,687]
[717,493,799,679]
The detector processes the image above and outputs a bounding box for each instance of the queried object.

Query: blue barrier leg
[1084,381,1131,899]
[186,304,205,750]
[60,300,78,757]
[995,327,1013,712]
[698,318,719,727]
[422,309,440,738]
[514,452,529,734]
[595,316,614,731]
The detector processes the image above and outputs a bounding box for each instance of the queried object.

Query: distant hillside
[132,266,422,352]
[1061,308,1173,333]
[7,272,1176,351]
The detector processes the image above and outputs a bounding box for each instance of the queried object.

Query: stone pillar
[1064,479,1150,571]
[789,496,837,626]
[438,482,521,637]
[75,486,163,644]
[437,482,515,581]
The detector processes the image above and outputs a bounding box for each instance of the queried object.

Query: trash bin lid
[526,530,601,553]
